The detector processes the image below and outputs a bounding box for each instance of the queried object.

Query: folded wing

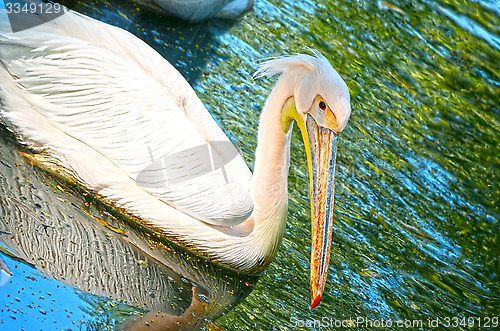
[0,9,253,225]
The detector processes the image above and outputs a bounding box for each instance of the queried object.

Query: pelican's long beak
[281,97,339,308]
[301,114,338,309]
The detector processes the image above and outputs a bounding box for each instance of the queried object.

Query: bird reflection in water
[0,130,257,330]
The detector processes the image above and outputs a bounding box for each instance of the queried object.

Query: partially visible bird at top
[143,0,254,21]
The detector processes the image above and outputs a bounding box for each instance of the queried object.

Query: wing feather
[0,9,253,225]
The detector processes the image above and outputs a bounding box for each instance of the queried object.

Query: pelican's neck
[247,77,296,264]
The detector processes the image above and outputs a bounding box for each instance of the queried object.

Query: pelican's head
[256,49,351,308]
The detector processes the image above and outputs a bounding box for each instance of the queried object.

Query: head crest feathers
[253,48,329,79]
[253,48,351,132]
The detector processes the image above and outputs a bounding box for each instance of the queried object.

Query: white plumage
[0,7,350,281]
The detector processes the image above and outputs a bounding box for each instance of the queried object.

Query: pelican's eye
[319,101,326,111]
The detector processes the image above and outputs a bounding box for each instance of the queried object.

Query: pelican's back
[0,8,253,226]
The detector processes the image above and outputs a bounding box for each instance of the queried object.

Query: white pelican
[149,0,254,21]
[0,8,350,307]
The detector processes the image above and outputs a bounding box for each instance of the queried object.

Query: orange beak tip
[310,294,321,309]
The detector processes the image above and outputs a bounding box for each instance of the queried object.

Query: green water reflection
[195,0,499,329]
[1,0,499,329]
